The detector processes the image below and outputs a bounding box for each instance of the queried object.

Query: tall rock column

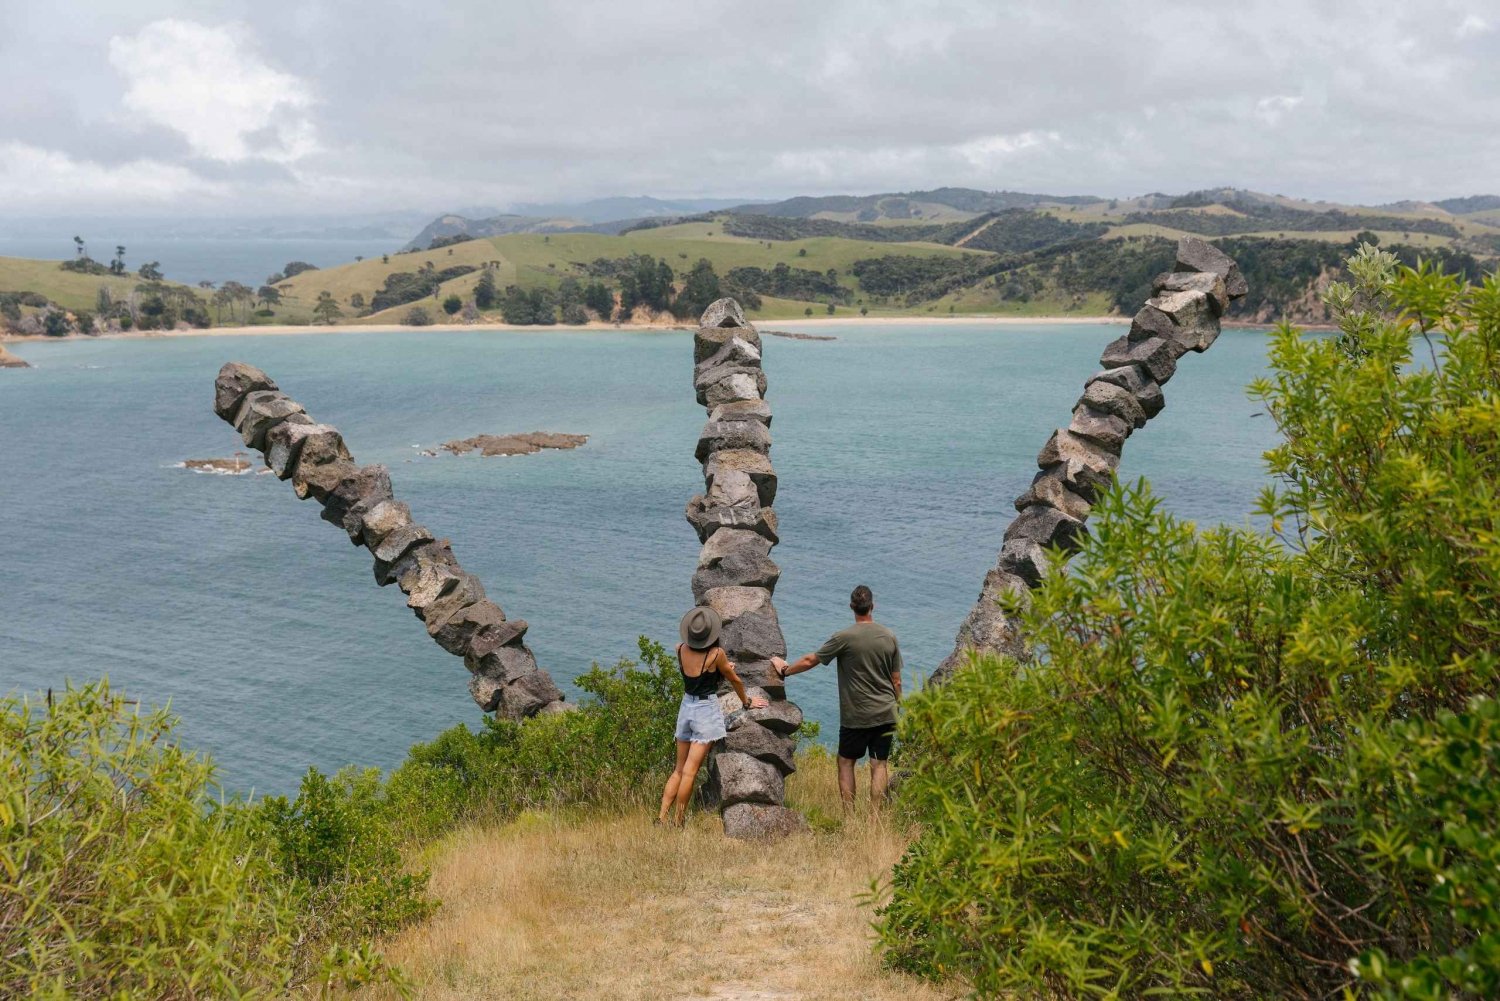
[686,298,807,839]
[212,362,567,719]
[933,237,1249,682]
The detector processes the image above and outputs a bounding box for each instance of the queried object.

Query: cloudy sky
[1,0,1497,217]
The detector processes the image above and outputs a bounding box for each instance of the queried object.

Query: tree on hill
[582,281,613,317]
[139,261,163,281]
[313,291,344,325]
[441,294,462,316]
[257,285,282,308]
[111,246,126,275]
[281,261,318,279]
[349,292,365,310]
[672,258,722,319]
[73,235,86,259]
[474,269,497,309]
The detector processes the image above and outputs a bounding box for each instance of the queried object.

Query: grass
[350,751,954,1001]
[0,256,189,314]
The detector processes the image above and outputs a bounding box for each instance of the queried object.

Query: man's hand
[770,655,788,679]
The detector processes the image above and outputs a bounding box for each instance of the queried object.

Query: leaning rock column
[212,363,567,719]
[933,237,1249,682]
[686,298,807,839]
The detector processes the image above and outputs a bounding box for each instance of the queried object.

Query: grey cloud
[2,0,1497,216]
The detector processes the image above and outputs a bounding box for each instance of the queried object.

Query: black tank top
[678,644,721,698]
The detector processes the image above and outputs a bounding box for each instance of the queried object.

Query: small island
[764,329,837,341]
[0,345,30,368]
[439,432,588,457]
[180,456,262,474]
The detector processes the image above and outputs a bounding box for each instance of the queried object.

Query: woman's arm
[720,656,767,709]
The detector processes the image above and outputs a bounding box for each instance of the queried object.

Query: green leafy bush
[2,683,305,997]
[383,637,682,841]
[880,249,1500,999]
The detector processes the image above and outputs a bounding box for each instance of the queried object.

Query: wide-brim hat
[679,606,722,650]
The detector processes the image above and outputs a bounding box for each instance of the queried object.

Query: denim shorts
[675,693,727,743]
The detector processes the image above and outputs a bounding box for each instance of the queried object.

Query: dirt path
[355,756,955,1001]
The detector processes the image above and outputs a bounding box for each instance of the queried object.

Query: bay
[0,322,1278,796]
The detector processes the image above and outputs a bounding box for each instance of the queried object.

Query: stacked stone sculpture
[933,237,1249,682]
[686,298,807,839]
[211,362,567,718]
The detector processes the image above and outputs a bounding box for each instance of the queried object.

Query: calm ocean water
[0,323,1279,796]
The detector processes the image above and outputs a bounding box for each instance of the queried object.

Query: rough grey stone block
[714,750,784,807]
[214,362,277,420]
[722,803,807,840]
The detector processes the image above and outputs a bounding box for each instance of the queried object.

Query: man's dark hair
[850,585,873,615]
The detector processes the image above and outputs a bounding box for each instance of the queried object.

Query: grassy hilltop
[4,186,1499,335]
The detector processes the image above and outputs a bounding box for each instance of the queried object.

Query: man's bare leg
[837,755,857,811]
[870,759,890,806]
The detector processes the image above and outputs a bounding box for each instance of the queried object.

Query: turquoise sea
[0,323,1279,796]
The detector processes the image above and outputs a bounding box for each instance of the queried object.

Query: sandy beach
[2,313,1138,345]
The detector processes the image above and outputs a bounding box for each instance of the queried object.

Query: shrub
[1,684,293,997]
[403,306,432,326]
[880,249,1500,999]
[441,294,462,315]
[382,637,682,841]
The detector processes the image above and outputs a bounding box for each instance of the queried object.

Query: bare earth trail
[353,756,955,1001]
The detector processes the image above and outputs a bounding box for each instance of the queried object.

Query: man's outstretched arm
[772,653,821,678]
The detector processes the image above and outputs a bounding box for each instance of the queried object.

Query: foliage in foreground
[0,639,681,997]
[880,248,1500,999]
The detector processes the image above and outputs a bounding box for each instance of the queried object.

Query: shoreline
[1,313,1301,346]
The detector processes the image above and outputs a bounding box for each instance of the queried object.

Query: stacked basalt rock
[211,362,566,718]
[686,298,808,840]
[934,237,1248,682]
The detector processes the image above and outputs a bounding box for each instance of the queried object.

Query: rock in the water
[1174,236,1248,299]
[214,362,277,420]
[439,432,588,457]
[0,345,32,368]
[723,719,797,774]
[700,298,749,329]
[713,751,784,806]
[722,803,808,840]
[1100,334,1177,385]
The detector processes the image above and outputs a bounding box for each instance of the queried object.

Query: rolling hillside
[5,186,1498,335]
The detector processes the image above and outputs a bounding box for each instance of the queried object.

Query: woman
[657,606,767,827]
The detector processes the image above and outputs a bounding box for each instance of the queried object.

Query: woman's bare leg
[672,741,713,825]
[659,741,690,823]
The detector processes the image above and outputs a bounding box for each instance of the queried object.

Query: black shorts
[838,724,895,761]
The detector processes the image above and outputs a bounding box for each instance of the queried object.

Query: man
[772,584,902,808]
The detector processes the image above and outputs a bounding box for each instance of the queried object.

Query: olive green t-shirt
[816,622,903,728]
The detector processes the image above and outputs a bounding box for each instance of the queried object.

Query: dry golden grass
[353,751,955,1001]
